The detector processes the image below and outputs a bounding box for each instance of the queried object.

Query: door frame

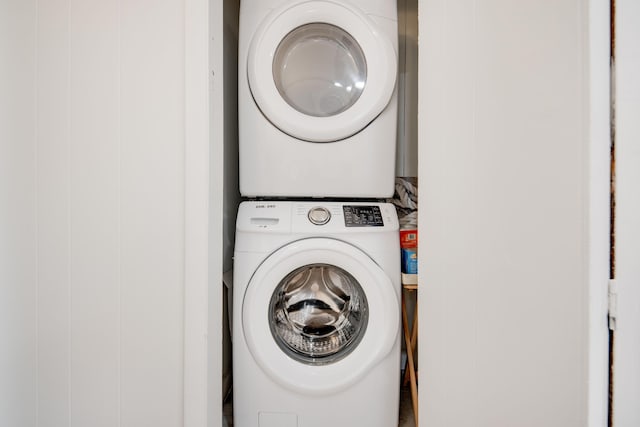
[611,0,640,424]
[184,0,223,426]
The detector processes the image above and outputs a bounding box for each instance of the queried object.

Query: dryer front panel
[247,0,397,142]
[242,238,400,395]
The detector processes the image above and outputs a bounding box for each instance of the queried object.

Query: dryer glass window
[273,23,367,118]
[269,263,368,365]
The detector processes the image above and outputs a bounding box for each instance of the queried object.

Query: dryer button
[308,207,331,225]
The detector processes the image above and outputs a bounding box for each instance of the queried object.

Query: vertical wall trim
[116,0,122,425]
[66,1,73,423]
[586,1,612,426]
[184,0,213,425]
[34,1,40,425]
[612,0,640,424]
[209,0,225,425]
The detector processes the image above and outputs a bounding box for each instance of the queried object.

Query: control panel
[343,205,384,227]
[236,201,397,234]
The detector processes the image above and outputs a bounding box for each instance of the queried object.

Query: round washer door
[242,238,400,395]
[247,0,397,142]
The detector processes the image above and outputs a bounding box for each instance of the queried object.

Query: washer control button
[308,207,331,225]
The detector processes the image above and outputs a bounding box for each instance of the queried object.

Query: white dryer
[238,0,398,198]
[233,201,401,427]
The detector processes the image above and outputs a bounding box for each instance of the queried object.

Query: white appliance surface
[233,201,401,427]
[238,0,399,198]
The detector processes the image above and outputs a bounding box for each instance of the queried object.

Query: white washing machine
[233,201,401,427]
[238,0,398,198]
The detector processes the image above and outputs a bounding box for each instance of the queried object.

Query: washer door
[247,0,397,142]
[242,238,400,395]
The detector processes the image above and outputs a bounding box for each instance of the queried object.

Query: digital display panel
[343,205,384,227]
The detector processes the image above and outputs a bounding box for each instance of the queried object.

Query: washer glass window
[269,263,368,365]
[272,23,367,117]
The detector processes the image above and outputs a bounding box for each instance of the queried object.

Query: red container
[400,229,418,249]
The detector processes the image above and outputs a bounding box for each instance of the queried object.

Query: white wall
[1,0,189,425]
[0,1,38,425]
[418,0,610,426]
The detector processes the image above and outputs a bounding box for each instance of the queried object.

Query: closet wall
[1,0,189,425]
[418,0,610,425]
[1,2,37,424]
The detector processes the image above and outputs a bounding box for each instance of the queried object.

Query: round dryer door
[247,1,397,142]
[242,238,400,395]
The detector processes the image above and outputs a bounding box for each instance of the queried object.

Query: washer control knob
[308,207,331,225]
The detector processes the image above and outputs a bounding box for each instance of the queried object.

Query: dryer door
[242,238,400,395]
[247,0,397,143]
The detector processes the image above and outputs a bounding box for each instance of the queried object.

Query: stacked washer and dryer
[233,0,402,426]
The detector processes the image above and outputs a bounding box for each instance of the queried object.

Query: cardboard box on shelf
[401,247,418,274]
[400,228,417,249]
[400,228,418,275]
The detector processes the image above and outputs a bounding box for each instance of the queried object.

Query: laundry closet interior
[213,0,612,425]
[220,0,419,424]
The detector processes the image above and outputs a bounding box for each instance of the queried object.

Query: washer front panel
[248,0,397,142]
[242,238,400,395]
